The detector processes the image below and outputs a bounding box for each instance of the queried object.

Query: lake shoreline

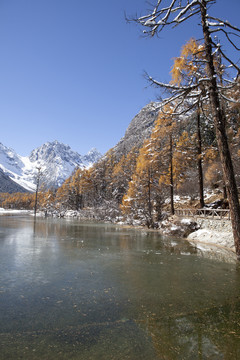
[0,208,237,261]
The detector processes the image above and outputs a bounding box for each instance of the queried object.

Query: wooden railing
[175,208,230,220]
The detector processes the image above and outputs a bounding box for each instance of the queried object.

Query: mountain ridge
[112,102,160,159]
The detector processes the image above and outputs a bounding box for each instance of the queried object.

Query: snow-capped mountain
[0,141,101,192]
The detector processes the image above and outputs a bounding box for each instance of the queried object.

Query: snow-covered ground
[187,228,235,251]
[186,228,238,263]
[0,208,34,215]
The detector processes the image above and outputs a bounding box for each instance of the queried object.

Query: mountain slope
[0,142,25,177]
[112,102,160,159]
[0,168,29,193]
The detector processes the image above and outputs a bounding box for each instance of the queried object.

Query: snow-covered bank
[159,214,236,256]
[0,208,33,215]
[159,215,237,261]
[159,217,199,237]
[187,228,235,251]
[186,229,237,263]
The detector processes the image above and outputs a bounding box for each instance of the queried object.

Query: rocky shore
[157,214,236,254]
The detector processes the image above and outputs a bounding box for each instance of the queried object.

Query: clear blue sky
[0,0,239,156]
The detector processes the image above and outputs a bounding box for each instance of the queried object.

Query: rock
[160,217,199,237]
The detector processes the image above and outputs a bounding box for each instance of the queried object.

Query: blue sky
[0,0,239,156]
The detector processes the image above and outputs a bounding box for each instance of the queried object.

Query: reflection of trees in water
[137,300,240,360]
[33,218,69,239]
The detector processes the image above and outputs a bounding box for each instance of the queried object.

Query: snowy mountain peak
[83,148,102,166]
[0,141,102,191]
[29,140,83,164]
[86,147,100,156]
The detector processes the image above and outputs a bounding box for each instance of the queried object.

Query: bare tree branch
[220,93,240,104]
[211,39,240,74]
[206,16,240,33]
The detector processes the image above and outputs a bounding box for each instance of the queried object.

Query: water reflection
[140,299,240,360]
[0,216,240,360]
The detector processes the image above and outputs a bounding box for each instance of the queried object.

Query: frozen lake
[0,215,240,359]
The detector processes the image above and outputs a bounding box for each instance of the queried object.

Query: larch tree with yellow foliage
[112,146,139,204]
[170,38,209,207]
[39,189,56,214]
[153,109,196,214]
[70,167,84,210]
[153,109,176,215]
[121,140,163,227]
[55,177,73,211]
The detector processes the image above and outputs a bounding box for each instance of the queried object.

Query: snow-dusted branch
[210,28,240,51]
[211,39,240,74]
[136,0,203,36]
[206,16,240,33]
[134,0,217,36]
[220,93,240,104]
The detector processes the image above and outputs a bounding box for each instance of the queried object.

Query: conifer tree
[70,168,84,210]
[152,107,179,214]
[112,146,139,204]
[170,38,207,206]
[121,140,163,227]
[39,189,55,214]
[55,177,72,211]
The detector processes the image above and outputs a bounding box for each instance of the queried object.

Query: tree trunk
[169,134,175,215]
[34,181,39,216]
[197,107,204,208]
[201,1,240,257]
[34,168,41,216]
[147,167,153,227]
[223,184,227,200]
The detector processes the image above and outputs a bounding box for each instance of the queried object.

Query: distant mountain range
[0,102,161,193]
[0,141,101,192]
